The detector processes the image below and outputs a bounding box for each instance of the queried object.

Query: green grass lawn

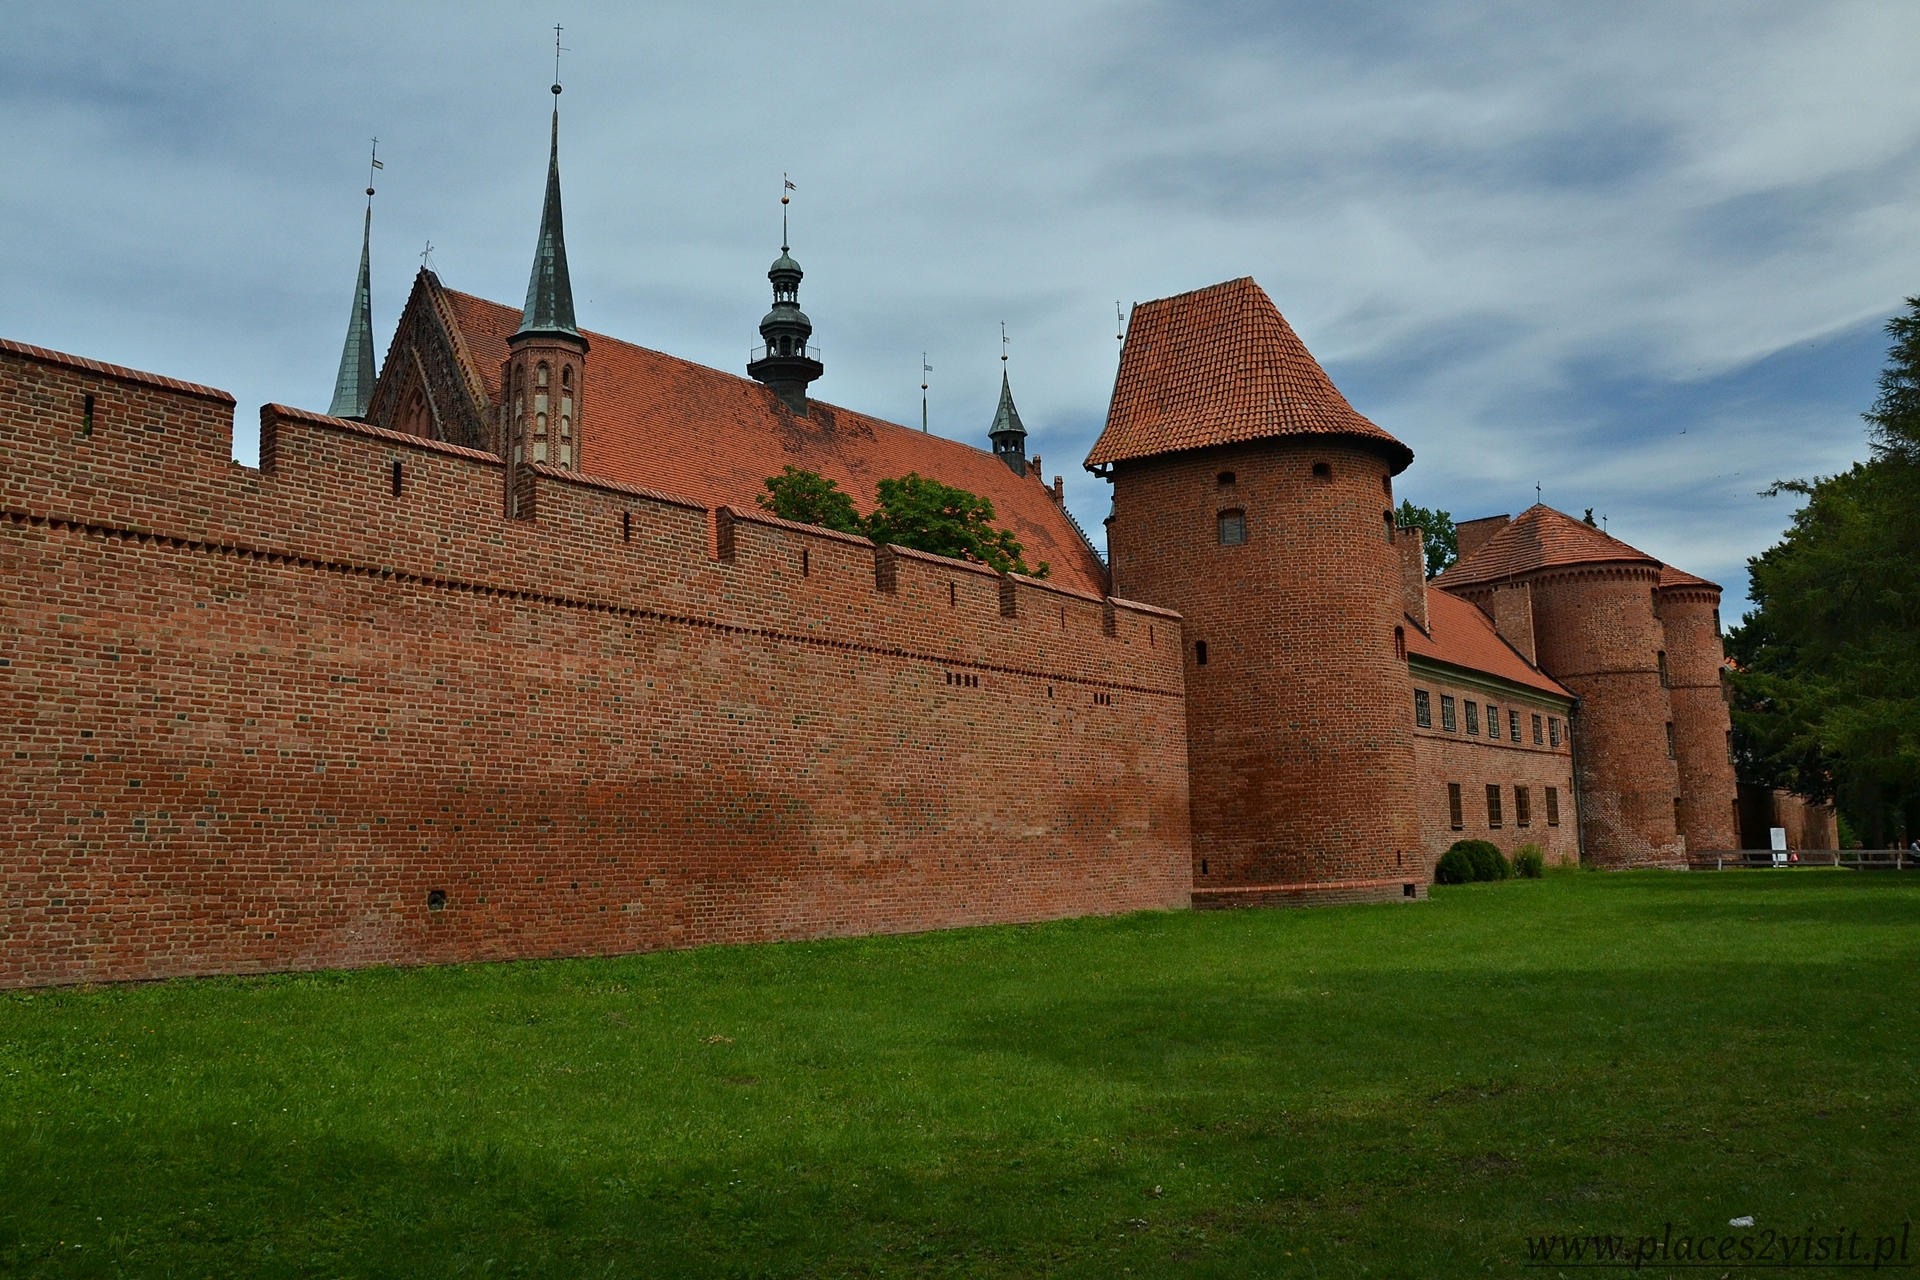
[2,870,1915,1278]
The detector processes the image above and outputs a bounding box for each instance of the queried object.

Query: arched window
[1381,474,1392,496]
[1383,511,1396,543]
[561,365,571,388]
[1217,509,1246,546]
[1657,651,1669,687]
[536,362,549,387]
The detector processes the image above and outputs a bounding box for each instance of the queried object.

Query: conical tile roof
[1438,504,1667,587]
[988,371,1025,440]
[1086,277,1411,471]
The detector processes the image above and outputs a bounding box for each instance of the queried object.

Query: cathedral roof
[1436,504,1670,588]
[1407,585,1573,700]
[440,288,1108,597]
[1086,276,1412,472]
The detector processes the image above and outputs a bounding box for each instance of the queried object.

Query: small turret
[746,185,823,415]
[988,371,1028,476]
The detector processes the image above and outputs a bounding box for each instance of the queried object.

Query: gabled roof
[1436,504,1662,588]
[438,289,1109,598]
[1086,277,1412,472]
[1407,587,1572,700]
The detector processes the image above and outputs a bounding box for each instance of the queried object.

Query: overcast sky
[5,2,1918,611]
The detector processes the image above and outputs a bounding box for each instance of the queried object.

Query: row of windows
[1448,782,1561,831]
[1415,689,1562,747]
[509,361,577,466]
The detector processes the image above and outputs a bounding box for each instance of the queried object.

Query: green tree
[756,465,863,535]
[1395,499,1457,577]
[866,473,1047,577]
[1726,298,1920,846]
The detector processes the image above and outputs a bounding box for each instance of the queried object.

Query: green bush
[1513,845,1545,879]
[1434,847,1477,885]
[1463,840,1510,881]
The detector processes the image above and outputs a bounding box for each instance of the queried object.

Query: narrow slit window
[1218,509,1246,546]
[1383,511,1396,543]
[802,548,810,577]
[391,460,403,497]
[622,510,631,542]
[1666,722,1676,759]
[949,582,956,607]
[1195,640,1208,666]
[1657,650,1670,688]
[1448,783,1464,830]
[82,393,95,437]
[1394,626,1406,661]
[1414,689,1432,728]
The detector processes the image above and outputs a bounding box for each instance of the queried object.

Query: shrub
[1458,839,1509,882]
[1513,844,1545,879]
[1434,846,1477,885]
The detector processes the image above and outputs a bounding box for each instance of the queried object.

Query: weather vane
[1001,322,1009,365]
[365,138,382,203]
[921,352,932,433]
[552,24,567,93]
[1116,301,1125,343]
[781,173,795,249]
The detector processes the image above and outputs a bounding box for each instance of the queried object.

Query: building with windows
[0,97,1739,986]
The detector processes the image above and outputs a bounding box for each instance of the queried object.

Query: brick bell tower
[503,79,588,515]
[1090,278,1424,903]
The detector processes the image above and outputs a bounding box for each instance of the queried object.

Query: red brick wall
[1659,586,1739,851]
[1405,664,1580,870]
[0,342,1191,988]
[1107,439,1421,893]
[1462,566,1684,867]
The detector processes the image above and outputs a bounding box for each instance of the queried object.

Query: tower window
[1486,785,1503,828]
[1516,786,1532,827]
[1217,471,1236,487]
[1657,651,1669,687]
[1312,462,1332,483]
[561,395,573,437]
[1465,701,1479,735]
[1383,511,1396,543]
[1441,695,1457,732]
[1666,722,1676,759]
[1414,689,1431,728]
[1381,474,1392,496]
[1394,625,1406,661]
[1448,783,1464,830]
[1545,786,1560,826]
[1532,713,1543,744]
[536,363,549,387]
[562,365,572,388]
[1195,640,1208,666]
[1218,509,1246,545]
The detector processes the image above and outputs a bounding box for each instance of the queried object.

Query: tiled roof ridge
[1407,583,1573,699]
[2,337,236,405]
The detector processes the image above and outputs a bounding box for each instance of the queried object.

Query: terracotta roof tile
[1407,587,1572,699]
[1085,277,1411,471]
[1436,504,1661,588]
[1658,564,1720,592]
[440,289,1109,598]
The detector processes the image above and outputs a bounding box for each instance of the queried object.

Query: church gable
[365,270,496,453]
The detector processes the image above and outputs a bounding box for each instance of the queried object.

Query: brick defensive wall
[1,341,1192,988]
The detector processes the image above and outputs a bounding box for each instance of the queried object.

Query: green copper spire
[328,202,377,419]
[517,91,579,338]
[989,345,1029,476]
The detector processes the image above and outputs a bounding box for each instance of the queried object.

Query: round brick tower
[1658,570,1739,852]
[1091,279,1423,903]
[1437,507,1692,868]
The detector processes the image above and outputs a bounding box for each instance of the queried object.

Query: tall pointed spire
[989,324,1028,475]
[517,83,578,338]
[328,144,380,420]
